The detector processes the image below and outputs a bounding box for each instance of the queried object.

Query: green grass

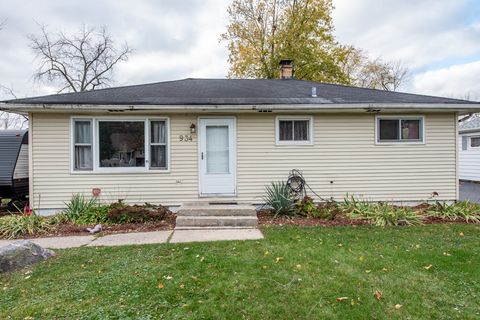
[1,225,479,319]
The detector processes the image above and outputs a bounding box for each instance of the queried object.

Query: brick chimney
[279,59,293,79]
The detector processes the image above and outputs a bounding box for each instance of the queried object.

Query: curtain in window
[74,120,92,170]
[279,121,293,140]
[401,120,420,140]
[294,120,309,140]
[151,121,165,144]
[150,121,167,168]
[75,146,92,169]
[75,121,91,144]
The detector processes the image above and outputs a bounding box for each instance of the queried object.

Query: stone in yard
[0,240,55,273]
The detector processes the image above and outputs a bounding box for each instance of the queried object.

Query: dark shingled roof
[3,78,477,106]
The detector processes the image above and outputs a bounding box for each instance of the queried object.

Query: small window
[471,136,480,148]
[73,119,93,170]
[377,117,423,143]
[150,120,168,169]
[277,117,312,144]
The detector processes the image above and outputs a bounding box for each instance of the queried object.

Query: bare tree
[340,47,409,91]
[29,24,132,93]
[0,85,28,129]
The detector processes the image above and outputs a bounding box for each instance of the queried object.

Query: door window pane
[379,119,399,141]
[99,121,145,167]
[401,120,421,140]
[206,125,229,174]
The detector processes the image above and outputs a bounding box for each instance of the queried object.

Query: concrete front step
[176,216,258,228]
[177,203,257,217]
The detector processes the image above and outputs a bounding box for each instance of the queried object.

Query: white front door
[199,117,236,196]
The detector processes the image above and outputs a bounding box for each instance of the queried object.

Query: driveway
[459,180,480,203]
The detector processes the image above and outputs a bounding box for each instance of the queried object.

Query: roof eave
[2,102,480,114]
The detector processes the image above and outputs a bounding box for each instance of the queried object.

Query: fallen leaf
[337,244,343,247]
[200,256,205,262]
[395,304,403,310]
[336,297,348,302]
[382,267,388,272]
[179,283,185,289]
[459,232,464,237]
[276,257,284,263]
[164,275,173,280]
[351,299,355,306]
[158,283,165,289]
[424,264,433,270]
[443,252,451,256]
[358,256,365,262]
[374,290,382,300]
[295,264,302,269]
[365,270,371,273]
[264,250,270,256]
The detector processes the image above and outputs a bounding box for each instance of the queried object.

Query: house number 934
[179,135,193,142]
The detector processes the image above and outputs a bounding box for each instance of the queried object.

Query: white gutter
[1,103,480,115]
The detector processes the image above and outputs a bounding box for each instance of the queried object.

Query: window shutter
[462,136,468,150]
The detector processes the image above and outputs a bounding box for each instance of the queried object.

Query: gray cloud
[0,0,479,100]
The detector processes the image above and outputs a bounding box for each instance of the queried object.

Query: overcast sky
[0,0,479,100]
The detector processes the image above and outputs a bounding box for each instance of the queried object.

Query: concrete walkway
[0,228,264,249]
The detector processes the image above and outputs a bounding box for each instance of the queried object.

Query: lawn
[1,224,479,319]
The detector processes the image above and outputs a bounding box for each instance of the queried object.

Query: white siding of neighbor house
[459,132,480,181]
[29,112,458,210]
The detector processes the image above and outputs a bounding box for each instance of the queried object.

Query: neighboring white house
[459,117,480,182]
[1,62,480,214]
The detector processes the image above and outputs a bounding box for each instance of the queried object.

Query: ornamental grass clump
[0,214,51,239]
[427,201,480,223]
[340,196,423,226]
[263,181,295,217]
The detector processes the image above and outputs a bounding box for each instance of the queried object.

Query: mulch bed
[257,210,370,227]
[19,213,177,239]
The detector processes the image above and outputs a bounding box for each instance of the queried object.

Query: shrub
[263,181,295,217]
[106,202,170,224]
[73,204,111,225]
[63,194,98,222]
[427,201,480,223]
[0,214,51,239]
[341,196,423,226]
[296,196,338,220]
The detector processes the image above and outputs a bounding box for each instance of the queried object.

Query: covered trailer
[0,130,29,204]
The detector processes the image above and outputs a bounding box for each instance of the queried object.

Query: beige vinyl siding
[30,112,457,210]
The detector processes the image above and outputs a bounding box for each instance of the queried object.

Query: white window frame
[470,135,480,149]
[275,115,314,145]
[375,115,425,145]
[72,118,93,171]
[70,116,170,174]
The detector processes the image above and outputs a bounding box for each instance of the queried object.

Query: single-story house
[2,63,480,214]
[459,117,480,182]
